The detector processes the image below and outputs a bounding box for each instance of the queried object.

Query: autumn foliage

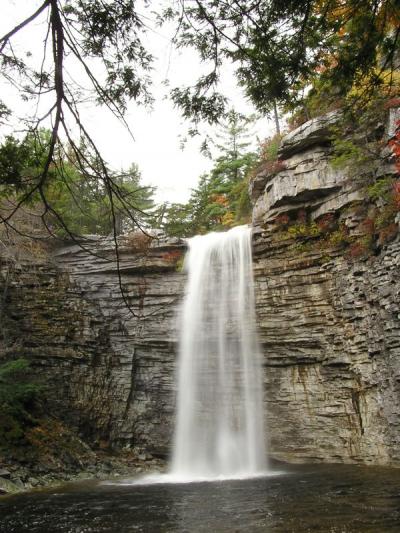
[161,249,183,264]
[389,120,400,175]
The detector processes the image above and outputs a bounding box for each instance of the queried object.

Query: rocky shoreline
[0,448,166,495]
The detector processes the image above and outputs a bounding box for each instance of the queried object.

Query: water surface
[1,463,400,532]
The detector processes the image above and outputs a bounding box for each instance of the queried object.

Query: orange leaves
[221,211,235,226]
[314,1,349,22]
[377,1,400,30]
[125,231,152,253]
[210,193,229,207]
[259,159,286,176]
[392,181,400,209]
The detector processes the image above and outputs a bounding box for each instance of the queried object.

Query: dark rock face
[252,112,400,466]
[0,235,185,457]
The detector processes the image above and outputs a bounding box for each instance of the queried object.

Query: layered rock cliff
[0,234,185,458]
[1,109,400,470]
[251,109,400,466]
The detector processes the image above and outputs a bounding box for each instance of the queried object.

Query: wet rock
[0,477,21,494]
[0,468,11,478]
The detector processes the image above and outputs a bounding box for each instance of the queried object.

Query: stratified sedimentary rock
[1,108,399,468]
[252,110,400,466]
[0,234,185,457]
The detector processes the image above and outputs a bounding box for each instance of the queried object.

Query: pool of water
[1,463,400,532]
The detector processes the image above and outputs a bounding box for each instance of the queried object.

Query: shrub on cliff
[0,358,43,446]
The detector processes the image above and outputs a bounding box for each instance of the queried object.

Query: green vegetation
[272,175,400,261]
[0,2,398,246]
[0,359,43,446]
[0,1,398,238]
[159,110,258,237]
[328,86,399,175]
[169,1,400,126]
[0,130,155,237]
[0,357,95,467]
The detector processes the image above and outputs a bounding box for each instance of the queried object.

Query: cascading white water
[170,225,266,480]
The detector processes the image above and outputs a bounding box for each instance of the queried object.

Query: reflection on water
[1,464,400,532]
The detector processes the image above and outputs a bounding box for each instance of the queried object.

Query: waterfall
[170,225,266,480]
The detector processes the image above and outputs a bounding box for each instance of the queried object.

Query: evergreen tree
[0,131,154,237]
[160,111,257,237]
[200,110,257,230]
[113,163,156,234]
[158,202,193,238]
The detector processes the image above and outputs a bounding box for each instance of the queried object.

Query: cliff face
[1,110,400,469]
[1,235,185,457]
[251,110,400,466]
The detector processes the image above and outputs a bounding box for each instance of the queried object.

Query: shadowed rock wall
[0,235,185,457]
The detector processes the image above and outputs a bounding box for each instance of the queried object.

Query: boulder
[0,477,22,495]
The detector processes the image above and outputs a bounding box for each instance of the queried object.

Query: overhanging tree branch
[0,0,50,54]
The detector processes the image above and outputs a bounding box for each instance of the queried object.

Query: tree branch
[0,0,50,54]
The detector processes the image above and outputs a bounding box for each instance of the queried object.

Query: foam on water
[104,470,283,487]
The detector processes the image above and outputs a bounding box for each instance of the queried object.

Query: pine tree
[161,111,258,236]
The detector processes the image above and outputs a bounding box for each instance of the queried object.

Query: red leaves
[392,180,400,209]
[161,249,182,263]
[384,98,400,110]
[297,209,307,223]
[361,217,375,235]
[316,213,335,232]
[388,119,400,175]
[347,241,369,259]
[260,159,286,176]
[378,222,398,245]
[274,213,290,227]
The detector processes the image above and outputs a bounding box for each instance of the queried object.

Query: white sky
[0,1,274,204]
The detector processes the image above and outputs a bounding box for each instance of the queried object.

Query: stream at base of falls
[1,463,400,532]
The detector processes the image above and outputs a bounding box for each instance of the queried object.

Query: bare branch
[0,0,50,53]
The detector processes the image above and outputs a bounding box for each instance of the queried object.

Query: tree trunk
[273,100,281,136]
